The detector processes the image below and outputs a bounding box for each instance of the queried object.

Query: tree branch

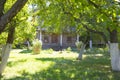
[61,1,108,43]
[83,24,108,43]
[0,0,6,17]
[87,0,109,17]
[0,0,28,33]
[87,0,99,8]
[6,23,15,44]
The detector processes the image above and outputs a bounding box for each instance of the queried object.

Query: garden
[1,48,120,80]
[0,0,120,80]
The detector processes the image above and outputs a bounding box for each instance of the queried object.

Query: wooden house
[36,27,79,50]
[36,27,106,50]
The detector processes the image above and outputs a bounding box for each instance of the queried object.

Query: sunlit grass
[1,48,120,80]
[2,49,78,79]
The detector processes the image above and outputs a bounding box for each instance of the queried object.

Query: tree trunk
[0,44,12,75]
[108,41,110,53]
[77,31,89,60]
[0,0,27,75]
[77,43,86,60]
[109,29,120,71]
[110,43,120,71]
[0,26,15,76]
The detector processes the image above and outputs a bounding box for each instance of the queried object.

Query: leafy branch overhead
[0,0,28,33]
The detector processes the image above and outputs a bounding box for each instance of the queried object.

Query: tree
[34,0,120,71]
[13,6,36,48]
[85,0,120,71]
[0,23,15,75]
[0,0,28,75]
[0,0,28,33]
[73,0,120,71]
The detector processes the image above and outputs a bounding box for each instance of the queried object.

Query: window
[43,36,49,43]
[67,36,72,43]
[51,34,58,43]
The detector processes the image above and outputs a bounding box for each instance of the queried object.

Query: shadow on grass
[4,54,120,80]
[7,59,27,67]
[19,49,32,54]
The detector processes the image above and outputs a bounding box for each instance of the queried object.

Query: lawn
[1,48,120,80]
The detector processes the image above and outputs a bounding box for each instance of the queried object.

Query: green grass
[0,48,120,80]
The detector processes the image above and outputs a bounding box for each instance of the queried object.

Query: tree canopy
[30,0,120,43]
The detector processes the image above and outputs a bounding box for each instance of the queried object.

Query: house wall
[39,32,77,50]
[36,30,106,50]
[62,34,76,46]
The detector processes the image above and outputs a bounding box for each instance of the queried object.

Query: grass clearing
[0,48,120,80]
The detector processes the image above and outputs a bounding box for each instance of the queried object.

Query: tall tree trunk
[109,29,120,71]
[0,0,27,75]
[77,32,89,60]
[77,43,86,60]
[110,43,120,71]
[0,26,15,76]
[0,44,12,75]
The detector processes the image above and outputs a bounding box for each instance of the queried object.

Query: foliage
[0,32,7,45]
[0,0,36,48]
[1,49,120,80]
[13,3,36,48]
[85,47,109,54]
[45,48,54,54]
[75,41,83,50]
[66,47,72,53]
[32,39,42,54]
[30,0,77,34]
[31,0,120,43]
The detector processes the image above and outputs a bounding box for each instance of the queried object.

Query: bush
[66,47,72,53]
[75,41,83,50]
[85,47,108,54]
[47,48,54,54]
[32,39,42,54]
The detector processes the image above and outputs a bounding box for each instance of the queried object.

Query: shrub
[47,48,54,54]
[85,47,108,54]
[32,39,42,54]
[75,41,83,50]
[66,47,72,53]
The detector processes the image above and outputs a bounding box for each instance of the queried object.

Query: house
[36,26,106,50]
[36,27,79,50]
